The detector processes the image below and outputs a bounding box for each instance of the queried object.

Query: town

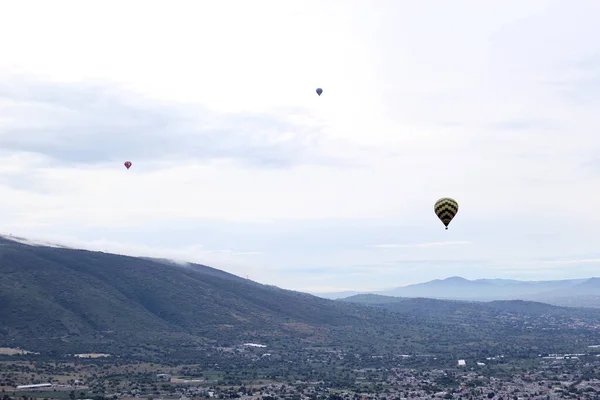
[2,347,600,400]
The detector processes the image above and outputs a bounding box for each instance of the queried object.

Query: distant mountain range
[313,276,600,308]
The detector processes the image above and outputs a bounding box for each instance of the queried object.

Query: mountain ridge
[313,275,600,307]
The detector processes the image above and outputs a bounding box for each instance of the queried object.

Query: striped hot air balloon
[434,197,459,230]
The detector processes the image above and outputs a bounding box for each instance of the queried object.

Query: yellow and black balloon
[434,197,459,230]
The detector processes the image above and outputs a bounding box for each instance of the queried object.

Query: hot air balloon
[124,161,132,169]
[434,197,458,230]
[316,88,323,96]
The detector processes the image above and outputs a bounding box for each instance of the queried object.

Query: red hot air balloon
[124,161,132,169]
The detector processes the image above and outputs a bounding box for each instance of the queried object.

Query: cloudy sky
[1,0,600,293]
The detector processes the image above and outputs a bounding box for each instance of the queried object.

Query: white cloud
[0,232,265,279]
[1,0,600,292]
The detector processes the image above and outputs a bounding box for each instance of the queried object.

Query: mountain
[314,276,600,307]
[376,276,588,300]
[525,277,600,307]
[0,235,423,360]
[3,234,600,365]
[339,294,596,319]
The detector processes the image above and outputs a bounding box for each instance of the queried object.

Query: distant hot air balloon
[124,161,132,170]
[316,88,323,96]
[434,197,459,230]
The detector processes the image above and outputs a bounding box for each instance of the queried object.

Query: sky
[1,0,600,293]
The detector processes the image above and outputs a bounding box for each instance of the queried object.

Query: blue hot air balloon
[316,88,323,96]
